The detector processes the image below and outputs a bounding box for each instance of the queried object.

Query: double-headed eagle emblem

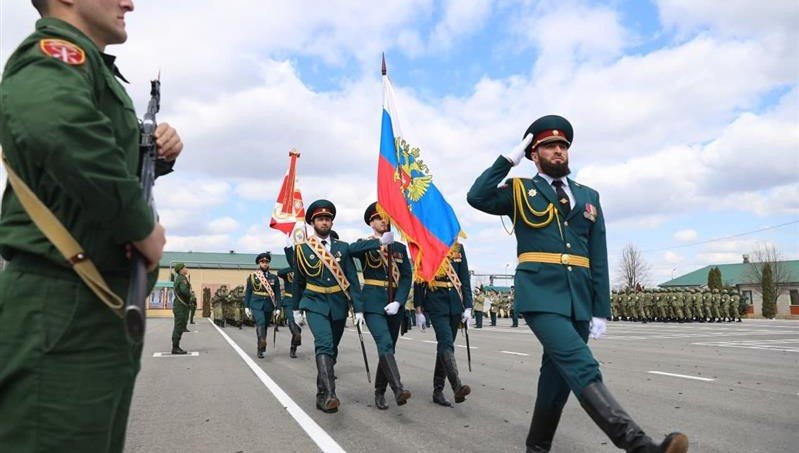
[393,137,432,205]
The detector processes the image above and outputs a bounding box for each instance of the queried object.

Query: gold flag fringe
[375,203,466,283]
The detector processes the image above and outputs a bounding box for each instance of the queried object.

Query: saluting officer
[349,202,413,409]
[244,252,281,359]
[279,246,303,358]
[467,114,688,452]
[413,243,473,407]
[292,200,364,413]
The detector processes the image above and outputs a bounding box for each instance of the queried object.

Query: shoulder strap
[255,270,276,300]
[306,237,351,299]
[2,153,124,317]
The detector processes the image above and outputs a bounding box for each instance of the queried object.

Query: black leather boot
[316,355,339,413]
[432,354,451,407]
[257,325,267,358]
[440,350,470,403]
[290,346,297,358]
[374,362,388,410]
[578,382,689,453]
[525,407,562,452]
[171,345,187,355]
[381,354,411,406]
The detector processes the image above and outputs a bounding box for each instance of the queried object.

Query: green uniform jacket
[174,274,192,309]
[292,238,363,321]
[277,267,294,310]
[243,271,281,312]
[0,18,173,280]
[467,156,611,321]
[278,245,296,310]
[348,238,412,314]
[412,243,473,315]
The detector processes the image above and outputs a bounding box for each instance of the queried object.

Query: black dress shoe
[171,346,187,355]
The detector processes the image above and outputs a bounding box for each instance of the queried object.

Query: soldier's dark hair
[32,0,49,16]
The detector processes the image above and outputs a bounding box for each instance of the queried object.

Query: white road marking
[399,336,414,340]
[456,344,478,349]
[208,319,347,453]
[647,371,715,382]
[500,350,529,356]
[152,351,199,357]
[423,340,438,344]
[691,338,799,353]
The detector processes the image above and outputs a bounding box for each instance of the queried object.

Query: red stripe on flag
[376,156,450,281]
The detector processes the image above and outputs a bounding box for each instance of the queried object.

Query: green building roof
[660,260,799,287]
[160,251,289,270]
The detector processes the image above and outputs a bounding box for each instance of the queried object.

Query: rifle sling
[2,152,124,317]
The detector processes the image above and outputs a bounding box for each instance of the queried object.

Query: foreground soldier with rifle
[0,1,183,451]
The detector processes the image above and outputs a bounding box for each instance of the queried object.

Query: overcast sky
[1,0,797,287]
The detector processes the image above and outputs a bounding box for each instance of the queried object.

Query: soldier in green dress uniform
[189,290,197,325]
[413,242,473,407]
[171,263,191,354]
[0,2,184,451]
[244,252,281,359]
[292,200,364,413]
[349,202,413,409]
[279,247,303,358]
[467,115,687,452]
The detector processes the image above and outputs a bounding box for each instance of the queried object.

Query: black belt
[5,251,128,283]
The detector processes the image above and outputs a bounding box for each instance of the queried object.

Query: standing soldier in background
[720,290,730,322]
[189,290,198,325]
[413,242,473,407]
[488,290,499,326]
[710,289,721,322]
[473,287,485,328]
[468,114,688,452]
[292,200,364,414]
[349,202,413,410]
[244,252,281,359]
[172,263,192,355]
[729,289,742,322]
[279,247,303,358]
[0,1,184,451]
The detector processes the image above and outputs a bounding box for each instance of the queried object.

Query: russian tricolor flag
[376,57,463,282]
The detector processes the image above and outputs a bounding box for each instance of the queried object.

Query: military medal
[584,203,598,222]
[528,188,537,197]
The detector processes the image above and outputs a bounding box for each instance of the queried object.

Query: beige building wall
[148,267,280,318]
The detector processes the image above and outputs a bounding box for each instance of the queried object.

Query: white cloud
[428,0,494,52]
[208,217,240,234]
[674,229,698,242]
[1,1,796,281]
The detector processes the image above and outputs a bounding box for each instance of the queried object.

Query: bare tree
[617,243,650,289]
[745,244,794,299]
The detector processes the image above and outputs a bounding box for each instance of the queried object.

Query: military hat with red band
[305,199,337,224]
[523,114,573,159]
[363,202,381,225]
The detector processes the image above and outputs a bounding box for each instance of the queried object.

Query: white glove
[462,308,473,325]
[293,310,303,325]
[590,317,607,340]
[245,307,252,318]
[503,133,534,166]
[354,312,365,328]
[384,301,401,315]
[379,231,394,245]
[415,312,426,330]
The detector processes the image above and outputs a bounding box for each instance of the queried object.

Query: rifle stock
[124,78,160,344]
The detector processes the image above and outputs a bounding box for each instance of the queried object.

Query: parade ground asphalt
[126,317,798,453]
